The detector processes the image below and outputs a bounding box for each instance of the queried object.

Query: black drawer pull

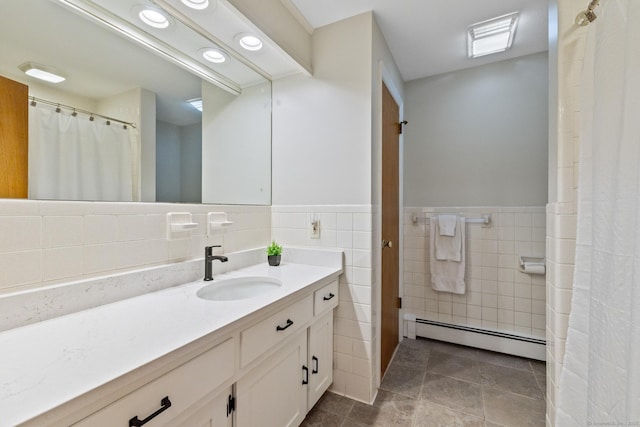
[323,293,335,301]
[276,318,294,331]
[312,356,319,374]
[302,365,309,385]
[129,396,171,427]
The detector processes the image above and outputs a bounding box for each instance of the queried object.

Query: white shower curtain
[29,103,136,201]
[557,0,640,425]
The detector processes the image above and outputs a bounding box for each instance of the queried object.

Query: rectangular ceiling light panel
[468,12,519,58]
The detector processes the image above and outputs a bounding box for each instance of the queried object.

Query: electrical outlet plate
[310,219,320,239]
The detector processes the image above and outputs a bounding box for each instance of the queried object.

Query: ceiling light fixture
[187,98,203,112]
[237,33,263,52]
[138,7,170,29]
[201,48,226,63]
[181,0,209,10]
[18,62,66,83]
[467,12,519,58]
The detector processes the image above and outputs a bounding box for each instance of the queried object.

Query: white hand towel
[430,216,466,294]
[434,216,462,262]
[438,214,457,236]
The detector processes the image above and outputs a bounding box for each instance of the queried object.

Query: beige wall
[404,52,549,207]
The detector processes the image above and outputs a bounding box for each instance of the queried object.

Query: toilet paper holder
[519,256,546,275]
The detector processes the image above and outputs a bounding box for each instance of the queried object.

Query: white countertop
[0,261,341,426]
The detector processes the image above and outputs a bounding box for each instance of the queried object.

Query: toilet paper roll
[522,263,546,275]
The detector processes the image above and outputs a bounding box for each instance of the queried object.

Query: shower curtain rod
[576,0,600,26]
[28,96,137,129]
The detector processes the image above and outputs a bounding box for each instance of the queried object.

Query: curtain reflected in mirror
[0,0,272,206]
[28,102,138,201]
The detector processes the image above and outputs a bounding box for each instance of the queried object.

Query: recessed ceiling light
[467,12,519,58]
[181,0,209,10]
[187,98,203,112]
[138,8,169,29]
[202,48,226,63]
[19,62,66,83]
[237,33,263,52]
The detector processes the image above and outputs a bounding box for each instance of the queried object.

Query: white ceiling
[288,0,549,82]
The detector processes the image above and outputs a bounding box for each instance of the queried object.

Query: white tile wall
[403,207,546,339]
[0,200,271,294]
[272,205,375,404]
[547,1,586,424]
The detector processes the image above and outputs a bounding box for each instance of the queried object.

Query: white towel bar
[411,214,491,226]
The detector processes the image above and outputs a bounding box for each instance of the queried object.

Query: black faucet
[204,245,228,281]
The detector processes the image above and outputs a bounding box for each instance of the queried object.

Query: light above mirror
[138,8,170,29]
[202,48,227,63]
[237,33,263,51]
[181,0,209,10]
[18,62,66,83]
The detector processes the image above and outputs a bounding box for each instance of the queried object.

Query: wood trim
[0,75,29,198]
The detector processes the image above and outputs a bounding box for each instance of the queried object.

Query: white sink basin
[197,276,282,301]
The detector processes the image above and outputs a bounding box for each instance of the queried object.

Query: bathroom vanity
[0,248,342,427]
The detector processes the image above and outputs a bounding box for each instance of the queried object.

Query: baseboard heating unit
[410,318,546,361]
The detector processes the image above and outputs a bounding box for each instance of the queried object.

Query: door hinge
[397,297,402,309]
[226,394,235,417]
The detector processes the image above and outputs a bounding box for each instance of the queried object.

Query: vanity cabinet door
[174,386,233,427]
[236,330,308,427]
[308,311,334,409]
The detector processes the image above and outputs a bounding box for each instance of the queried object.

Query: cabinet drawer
[313,280,339,316]
[74,338,235,427]
[240,295,313,367]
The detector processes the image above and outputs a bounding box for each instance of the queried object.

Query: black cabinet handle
[276,318,294,331]
[129,396,171,427]
[302,365,309,385]
[323,293,335,301]
[312,356,319,374]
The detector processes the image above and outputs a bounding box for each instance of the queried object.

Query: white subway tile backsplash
[145,215,167,240]
[83,215,117,245]
[337,231,353,248]
[353,213,372,231]
[0,201,270,302]
[43,216,83,248]
[116,215,147,242]
[355,321,372,342]
[42,247,83,281]
[0,250,42,291]
[337,213,353,231]
[0,217,42,253]
[352,267,371,286]
[83,243,119,275]
[353,231,372,250]
[353,303,372,323]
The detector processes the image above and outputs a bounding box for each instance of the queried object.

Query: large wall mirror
[0,0,273,205]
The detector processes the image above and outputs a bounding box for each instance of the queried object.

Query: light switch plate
[310,219,320,239]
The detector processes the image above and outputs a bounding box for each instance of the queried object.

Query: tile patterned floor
[301,338,546,427]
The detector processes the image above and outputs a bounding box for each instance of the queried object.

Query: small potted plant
[267,241,282,266]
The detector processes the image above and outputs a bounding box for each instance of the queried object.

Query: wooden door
[381,83,400,376]
[0,75,29,198]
